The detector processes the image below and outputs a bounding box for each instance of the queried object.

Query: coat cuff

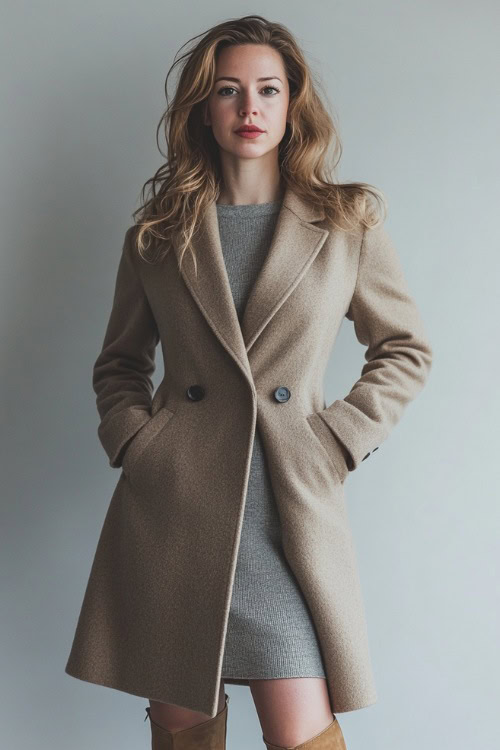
[97,405,152,469]
[317,399,381,471]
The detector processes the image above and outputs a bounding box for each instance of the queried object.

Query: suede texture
[263,715,347,750]
[144,693,229,749]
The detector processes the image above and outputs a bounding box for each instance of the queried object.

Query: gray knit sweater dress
[216,199,327,680]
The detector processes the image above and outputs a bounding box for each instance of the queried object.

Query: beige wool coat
[65,185,433,718]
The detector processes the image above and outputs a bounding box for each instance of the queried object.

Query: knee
[249,677,334,747]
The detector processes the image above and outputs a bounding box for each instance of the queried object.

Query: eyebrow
[214,76,283,84]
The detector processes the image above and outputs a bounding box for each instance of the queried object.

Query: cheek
[210,102,233,129]
[266,99,288,122]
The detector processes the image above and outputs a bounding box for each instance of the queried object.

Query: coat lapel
[173,185,330,380]
[240,188,329,350]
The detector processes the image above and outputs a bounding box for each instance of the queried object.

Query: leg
[148,679,226,731]
[249,677,334,748]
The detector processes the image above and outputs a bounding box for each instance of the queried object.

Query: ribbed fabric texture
[216,199,327,679]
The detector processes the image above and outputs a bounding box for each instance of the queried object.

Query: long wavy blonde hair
[131,14,387,269]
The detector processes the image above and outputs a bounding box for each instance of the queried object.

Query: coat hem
[64,664,203,713]
[65,664,377,714]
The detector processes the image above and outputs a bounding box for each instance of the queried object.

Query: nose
[239,107,258,117]
[239,92,259,117]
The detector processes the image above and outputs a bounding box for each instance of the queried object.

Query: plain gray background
[2,1,499,748]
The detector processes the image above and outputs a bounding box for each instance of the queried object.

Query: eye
[262,86,280,95]
[217,85,281,97]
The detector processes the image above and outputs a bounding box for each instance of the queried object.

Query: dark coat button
[186,384,205,401]
[273,386,291,403]
[373,447,379,452]
[362,452,371,461]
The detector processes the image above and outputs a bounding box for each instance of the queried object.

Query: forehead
[215,44,286,77]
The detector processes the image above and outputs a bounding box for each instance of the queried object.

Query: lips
[235,131,264,139]
[234,126,264,133]
[234,126,265,140]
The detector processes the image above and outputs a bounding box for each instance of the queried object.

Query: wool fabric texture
[216,199,326,680]
[64,185,434,718]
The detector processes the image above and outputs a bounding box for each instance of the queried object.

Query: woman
[65,15,433,750]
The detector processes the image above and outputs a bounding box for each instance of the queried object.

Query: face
[204,44,290,163]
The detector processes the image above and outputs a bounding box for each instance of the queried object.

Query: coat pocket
[122,406,175,490]
[305,412,349,484]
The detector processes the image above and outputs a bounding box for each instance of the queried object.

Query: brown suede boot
[144,693,229,749]
[262,714,347,750]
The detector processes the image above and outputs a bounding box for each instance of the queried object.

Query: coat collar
[173,184,330,383]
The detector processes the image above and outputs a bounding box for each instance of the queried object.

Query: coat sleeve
[315,219,434,477]
[92,225,159,469]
